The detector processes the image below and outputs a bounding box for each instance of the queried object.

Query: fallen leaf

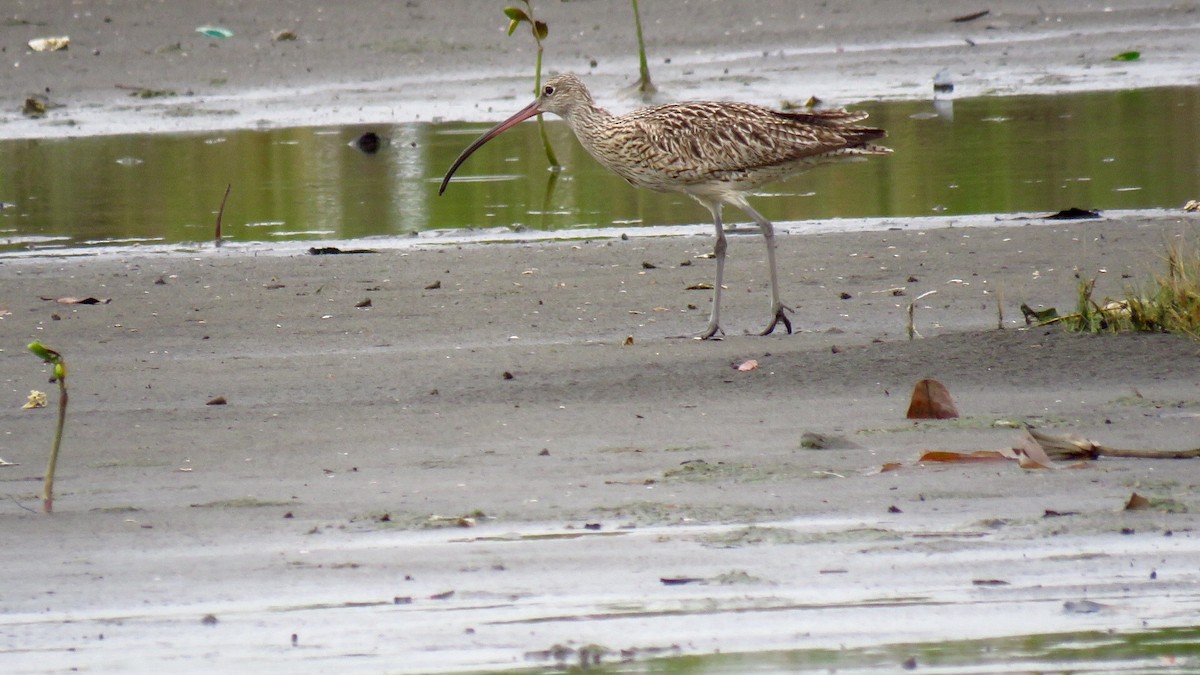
[206,396,227,406]
[686,282,714,290]
[879,462,904,473]
[1021,303,1060,324]
[1124,492,1151,511]
[1111,51,1141,61]
[22,390,48,409]
[623,335,634,346]
[28,36,70,52]
[906,378,959,419]
[735,359,759,372]
[917,450,1012,464]
[1026,428,1102,460]
[1013,429,1057,469]
[42,296,111,305]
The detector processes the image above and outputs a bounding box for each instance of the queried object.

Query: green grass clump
[1124,240,1200,339]
[1046,239,1200,340]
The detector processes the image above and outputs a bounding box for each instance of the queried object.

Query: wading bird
[440,74,890,339]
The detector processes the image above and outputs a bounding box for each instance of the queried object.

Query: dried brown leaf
[1124,492,1151,511]
[906,378,959,419]
[1013,429,1057,470]
[917,450,1013,464]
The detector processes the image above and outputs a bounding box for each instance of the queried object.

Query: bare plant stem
[532,44,560,168]
[215,183,231,244]
[996,285,1005,329]
[42,378,67,513]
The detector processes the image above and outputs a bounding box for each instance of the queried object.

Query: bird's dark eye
[543,85,555,96]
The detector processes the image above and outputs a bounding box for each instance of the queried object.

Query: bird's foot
[694,322,724,341]
[759,305,793,336]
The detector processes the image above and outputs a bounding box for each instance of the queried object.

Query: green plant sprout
[27,341,68,513]
[504,1,560,169]
[630,0,656,96]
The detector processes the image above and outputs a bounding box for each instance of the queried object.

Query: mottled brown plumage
[441,73,891,338]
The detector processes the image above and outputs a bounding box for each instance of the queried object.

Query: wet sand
[3,1,1200,672]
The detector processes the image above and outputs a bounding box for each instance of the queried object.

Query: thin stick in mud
[215,183,231,244]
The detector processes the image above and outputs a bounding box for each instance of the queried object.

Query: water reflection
[1,87,1197,253]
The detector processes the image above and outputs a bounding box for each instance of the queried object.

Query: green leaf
[507,18,519,36]
[27,341,60,364]
[503,6,529,23]
[534,20,548,40]
[1112,51,1141,61]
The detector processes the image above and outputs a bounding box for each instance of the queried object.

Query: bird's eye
[543,85,555,96]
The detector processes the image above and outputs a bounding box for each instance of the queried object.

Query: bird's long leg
[735,199,793,335]
[698,206,727,340]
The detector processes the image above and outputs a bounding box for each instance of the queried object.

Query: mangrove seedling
[630,0,656,97]
[27,341,68,513]
[504,1,560,169]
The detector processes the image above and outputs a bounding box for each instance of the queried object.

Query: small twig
[1097,447,1200,459]
[215,183,231,244]
[907,290,937,340]
[996,285,1005,329]
[8,494,38,514]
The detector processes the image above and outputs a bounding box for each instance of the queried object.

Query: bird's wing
[612,102,884,185]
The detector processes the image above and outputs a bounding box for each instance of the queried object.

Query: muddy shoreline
[4,1,1200,672]
[3,1,1198,139]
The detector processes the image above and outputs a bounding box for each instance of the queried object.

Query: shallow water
[1,87,1197,254]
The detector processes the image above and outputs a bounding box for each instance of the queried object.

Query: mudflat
[3,1,1200,672]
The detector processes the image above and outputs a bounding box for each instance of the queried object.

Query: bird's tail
[779,109,891,153]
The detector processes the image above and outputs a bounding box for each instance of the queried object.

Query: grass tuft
[1056,238,1200,340]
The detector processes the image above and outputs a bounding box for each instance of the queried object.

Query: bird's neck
[562,100,613,138]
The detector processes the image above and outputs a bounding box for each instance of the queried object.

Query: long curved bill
[438,99,543,195]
